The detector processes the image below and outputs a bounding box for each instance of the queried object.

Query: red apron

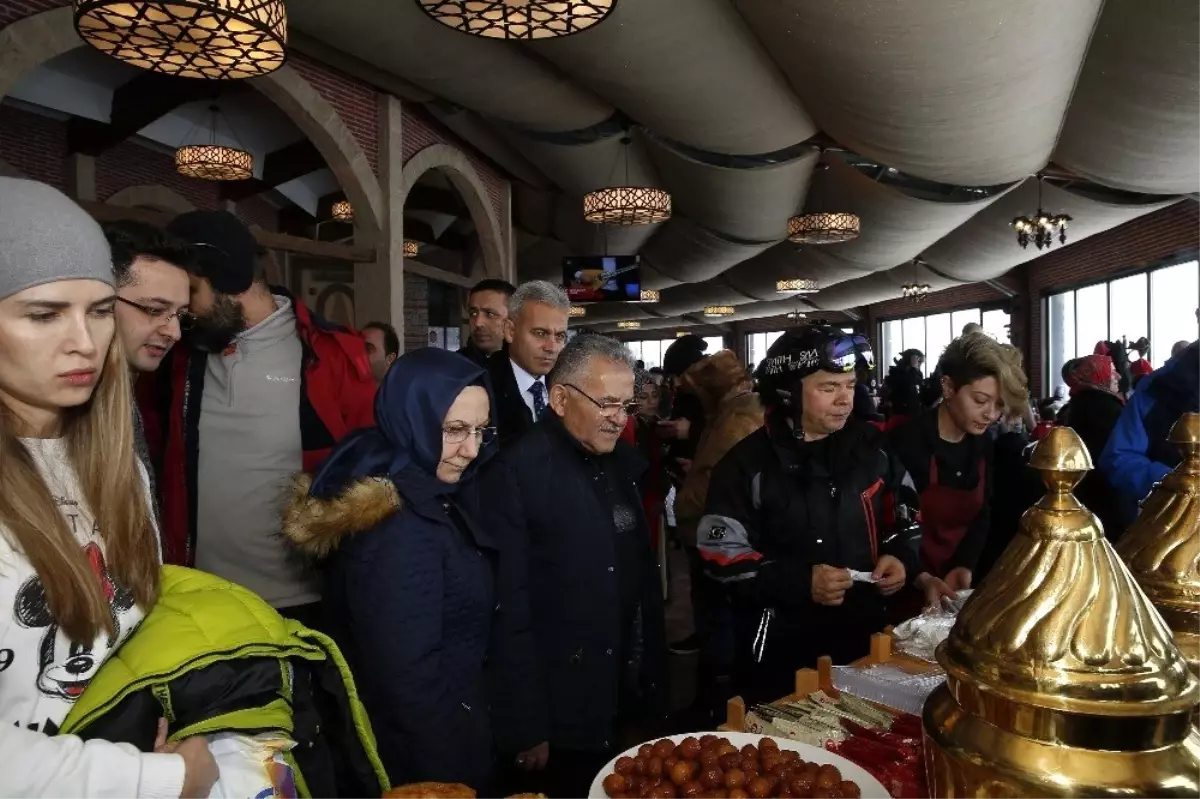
[889,456,987,622]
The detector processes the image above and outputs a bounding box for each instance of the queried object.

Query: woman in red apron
[886,332,1029,620]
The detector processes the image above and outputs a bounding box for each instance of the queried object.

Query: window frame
[1040,248,1199,389]
[875,300,1012,377]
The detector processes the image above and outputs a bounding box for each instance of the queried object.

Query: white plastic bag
[205,732,298,799]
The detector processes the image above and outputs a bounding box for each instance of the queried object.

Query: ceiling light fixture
[175,104,252,181]
[617,320,641,330]
[583,136,671,226]
[786,310,807,320]
[403,240,420,258]
[331,200,353,223]
[787,155,860,244]
[676,331,688,337]
[1012,176,1072,250]
[901,256,932,302]
[703,305,734,318]
[776,277,820,295]
[569,305,587,318]
[414,0,616,40]
[638,289,660,303]
[73,0,288,80]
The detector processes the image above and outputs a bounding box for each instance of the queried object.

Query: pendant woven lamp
[415,0,616,40]
[73,0,287,80]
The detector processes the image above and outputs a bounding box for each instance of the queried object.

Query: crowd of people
[1,175,1197,798]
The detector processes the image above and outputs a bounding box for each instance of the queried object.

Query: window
[1150,260,1200,367]
[878,305,1011,376]
[746,330,785,369]
[624,336,725,371]
[1043,256,1197,391]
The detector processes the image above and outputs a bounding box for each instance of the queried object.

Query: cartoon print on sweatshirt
[13,542,136,702]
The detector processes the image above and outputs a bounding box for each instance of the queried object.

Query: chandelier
[638,289,660,303]
[403,240,420,258]
[331,200,353,223]
[73,0,288,80]
[703,305,734,317]
[569,305,587,318]
[617,320,641,330]
[415,0,616,39]
[1011,177,1071,250]
[787,157,860,244]
[776,277,819,294]
[901,257,931,302]
[583,136,671,226]
[786,310,807,320]
[175,104,253,181]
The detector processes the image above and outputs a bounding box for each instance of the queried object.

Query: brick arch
[0,6,383,239]
[107,184,195,214]
[401,143,508,282]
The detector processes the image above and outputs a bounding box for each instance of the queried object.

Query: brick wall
[287,51,379,176]
[96,137,221,209]
[0,0,66,28]
[402,105,506,227]
[236,194,280,231]
[0,104,66,188]
[403,272,430,352]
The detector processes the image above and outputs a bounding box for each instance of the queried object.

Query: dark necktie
[529,380,547,421]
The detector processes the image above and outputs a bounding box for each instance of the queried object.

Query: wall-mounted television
[563,255,641,302]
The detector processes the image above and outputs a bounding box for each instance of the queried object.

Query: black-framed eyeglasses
[564,383,638,418]
[442,424,497,445]
[116,296,194,329]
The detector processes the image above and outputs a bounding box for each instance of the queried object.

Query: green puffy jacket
[60,566,389,798]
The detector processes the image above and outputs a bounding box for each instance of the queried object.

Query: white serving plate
[587,730,890,798]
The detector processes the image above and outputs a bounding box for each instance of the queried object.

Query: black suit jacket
[486,352,536,445]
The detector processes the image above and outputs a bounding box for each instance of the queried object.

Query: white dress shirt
[510,358,546,421]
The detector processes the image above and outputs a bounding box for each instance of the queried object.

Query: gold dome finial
[1116,412,1200,683]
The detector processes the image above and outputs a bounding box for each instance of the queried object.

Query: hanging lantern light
[676,331,689,337]
[787,157,860,244]
[414,0,616,40]
[569,305,587,318]
[175,104,253,181]
[703,305,734,318]
[617,320,641,330]
[73,0,288,80]
[901,256,932,302]
[776,277,820,294]
[403,240,420,258]
[331,200,354,223]
[583,136,671,226]
[1011,176,1072,250]
[638,289,660,303]
[786,310,807,321]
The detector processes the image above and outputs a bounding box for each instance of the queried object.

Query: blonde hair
[937,332,1028,414]
[0,334,159,642]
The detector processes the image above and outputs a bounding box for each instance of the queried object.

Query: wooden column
[354,93,405,337]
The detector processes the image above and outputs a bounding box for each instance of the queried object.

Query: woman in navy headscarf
[284,347,498,791]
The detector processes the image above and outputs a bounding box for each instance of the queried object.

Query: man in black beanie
[138,210,376,629]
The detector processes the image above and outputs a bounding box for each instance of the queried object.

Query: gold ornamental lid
[1115,412,1200,665]
[938,425,1199,718]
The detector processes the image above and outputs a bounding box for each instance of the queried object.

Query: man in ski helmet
[697,324,922,703]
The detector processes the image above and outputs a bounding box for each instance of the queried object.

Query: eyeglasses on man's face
[442,424,497,445]
[116,296,194,330]
[564,383,638,419]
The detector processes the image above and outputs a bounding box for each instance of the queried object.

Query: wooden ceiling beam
[221,138,327,201]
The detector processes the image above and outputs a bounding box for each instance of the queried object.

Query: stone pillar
[499,177,517,284]
[355,93,405,340]
[67,153,96,202]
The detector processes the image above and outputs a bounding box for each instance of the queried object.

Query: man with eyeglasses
[486,280,571,444]
[104,220,193,499]
[457,278,516,366]
[138,210,376,631]
[697,324,923,705]
[477,333,667,798]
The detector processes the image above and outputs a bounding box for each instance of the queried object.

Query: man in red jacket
[138,211,375,627]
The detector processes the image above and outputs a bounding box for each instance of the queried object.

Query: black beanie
[167,210,258,295]
[663,334,709,377]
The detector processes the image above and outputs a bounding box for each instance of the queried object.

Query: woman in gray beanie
[0,178,216,798]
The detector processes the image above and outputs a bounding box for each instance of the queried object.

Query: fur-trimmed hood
[681,349,754,416]
[283,473,401,559]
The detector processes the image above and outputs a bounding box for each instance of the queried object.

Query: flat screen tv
[563,255,641,302]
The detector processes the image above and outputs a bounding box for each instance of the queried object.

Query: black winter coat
[1063,388,1135,541]
[472,415,668,754]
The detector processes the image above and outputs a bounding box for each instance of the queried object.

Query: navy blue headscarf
[308,347,495,507]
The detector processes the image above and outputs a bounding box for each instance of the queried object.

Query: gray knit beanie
[0,177,114,301]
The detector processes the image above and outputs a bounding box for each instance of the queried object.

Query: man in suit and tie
[487,280,571,444]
